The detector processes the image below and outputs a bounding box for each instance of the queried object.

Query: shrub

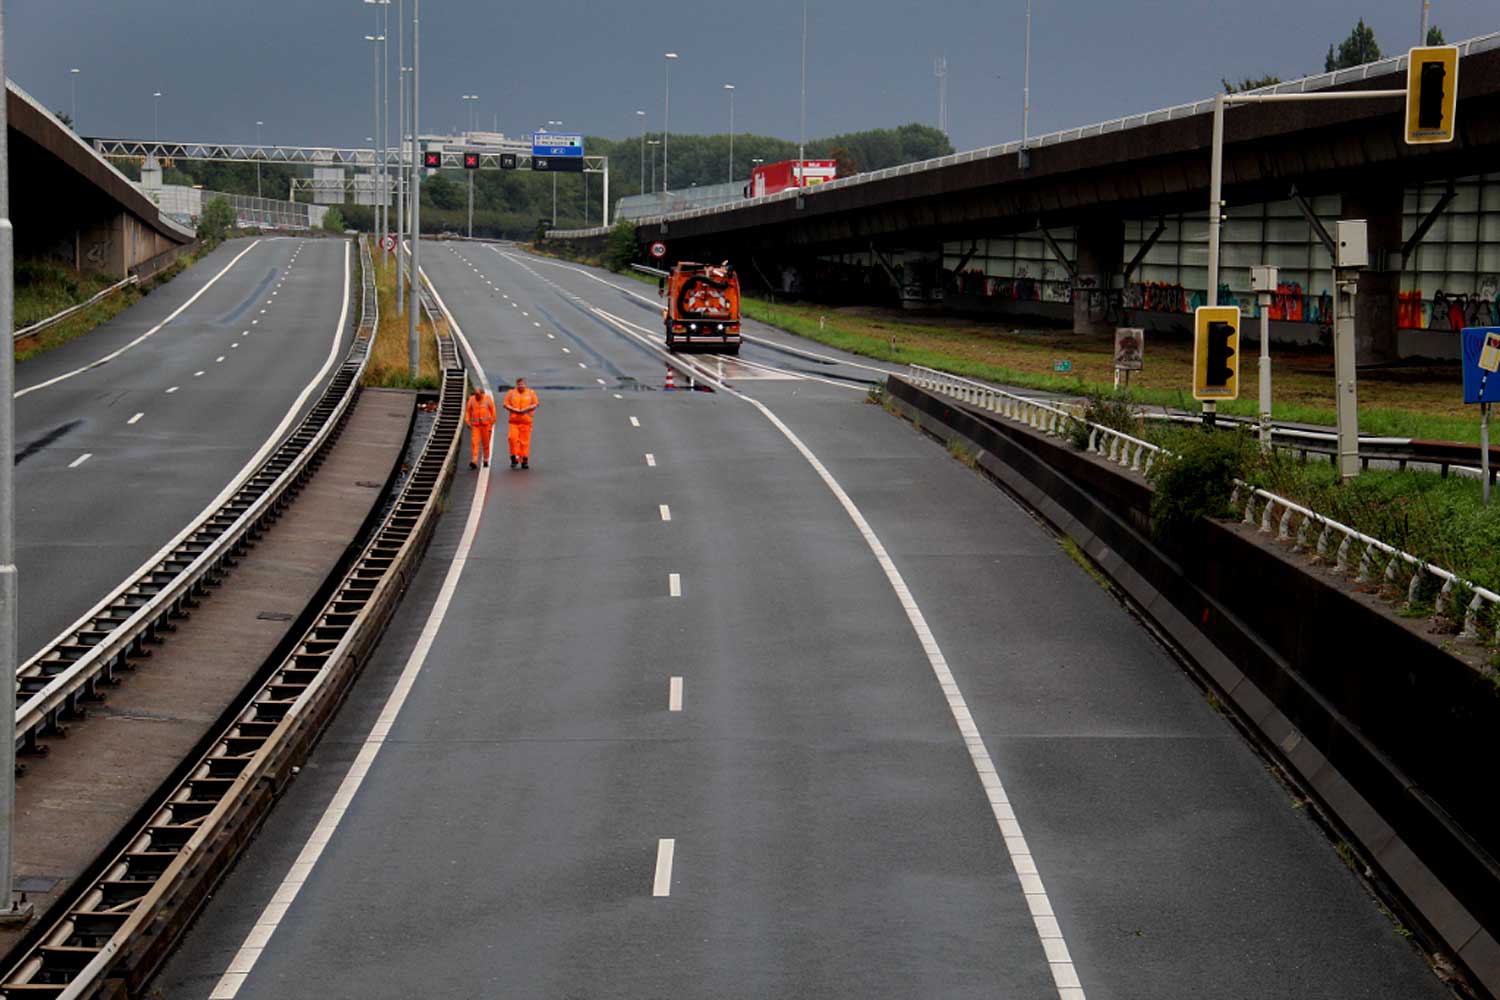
[605,219,638,273]
[197,195,235,246]
[1146,428,1255,538]
[1068,390,1139,450]
[322,206,346,233]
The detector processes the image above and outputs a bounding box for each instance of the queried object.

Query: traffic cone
[665,366,675,391]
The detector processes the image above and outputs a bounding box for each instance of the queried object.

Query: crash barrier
[890,369,1500,996]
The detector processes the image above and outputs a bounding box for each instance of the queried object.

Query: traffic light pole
[1204,86,1403,441]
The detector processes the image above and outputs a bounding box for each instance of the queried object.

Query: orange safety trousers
[508,422,532,459]
[470,424,493,463]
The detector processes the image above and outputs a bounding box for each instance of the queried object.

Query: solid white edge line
[668,572,681,597]
[209,245,490,1000]
[591,307,1085,998]
[659,504,671,522]
[668,676,683,712]
[653,839,675,897]
[68,453,91,469]
[22,240,351,732]
[17,239,264,399]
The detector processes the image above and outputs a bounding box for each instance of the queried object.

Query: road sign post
[1112,327,1142,390]
[1461,327,1500,504]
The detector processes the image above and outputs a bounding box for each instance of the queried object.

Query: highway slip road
[156,242,1445,1000]
[14,236,353,661]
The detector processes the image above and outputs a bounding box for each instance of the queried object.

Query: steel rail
[904,362,1500,637]
[12,277,138,342]
[11,239,373,758]
[0,306,467,999]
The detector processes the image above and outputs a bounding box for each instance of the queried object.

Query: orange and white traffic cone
[665,366,675,392]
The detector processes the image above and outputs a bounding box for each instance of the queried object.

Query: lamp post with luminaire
[635,110,646,196]
[723,83,735,184]
[662,53,677,213]
[69,68,79,130]
[152,91,161,140]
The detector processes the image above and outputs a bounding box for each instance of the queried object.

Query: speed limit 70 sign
[649,241,667,260]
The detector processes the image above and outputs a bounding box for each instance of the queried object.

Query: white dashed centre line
[668,573,681,597]
[653,839,675,897]
[629,416,640,427]
[645,453,656,467]
[561,347,571,353]
[613,393,624,399]
[68,453,92,469]
[668,677,683,712]
[546,333,555,339]
[596,378,607,385]
[165,386,179,394]
[659,504,672,522]
[126,413,144,425]
[532,322,541,327]
[577,362,587,369]
[216,356,225,363]
[194,371,205,377]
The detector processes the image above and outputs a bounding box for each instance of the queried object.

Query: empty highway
[155,241,1444,1000]
[13,236,353,661]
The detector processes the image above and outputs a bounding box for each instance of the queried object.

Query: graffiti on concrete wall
[1403,277,1500,329]
[84,239,112,268]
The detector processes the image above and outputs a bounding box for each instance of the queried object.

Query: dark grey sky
[9,2,1496,154]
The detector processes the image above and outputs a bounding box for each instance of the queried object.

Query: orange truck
[659,261,742,354]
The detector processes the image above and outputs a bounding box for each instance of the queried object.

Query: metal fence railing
[903,363,1500,637]
[13,275,138,342]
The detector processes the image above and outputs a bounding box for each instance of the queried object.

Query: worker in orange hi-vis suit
[465,383,496,470]
[503,376,540,470]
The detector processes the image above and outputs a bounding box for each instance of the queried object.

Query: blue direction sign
[1461,327,1500,403]
[531,132,584,158]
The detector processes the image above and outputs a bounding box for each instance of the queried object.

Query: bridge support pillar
[1073,218,1122,336]
[1341,188,1401,363]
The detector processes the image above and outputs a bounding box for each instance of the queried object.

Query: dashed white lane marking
[521,311,528,316]
[589,305,1086,999]
[546,333,555,339]
[561,347,571,353]
[216,356,225,363]
[533,322,541,328]
[259,309,266,315]
[68,453,92,469]
[231,343,240,349]
[243,330,251,336]
[126,412,144,425]
[165,386,179,394]
[596,378,607,385]
[645,453,656,467]
[659,504,672,522]
[668,573,681,597]
[16,239,263,399]
[668,676,683,712]
[629,416,640,427]
[577,362,587,369]
[194,371,205,377]
[251,319,258,325]
[613,393,624,399]
[653,839,675,897]
[207,245,489,1000]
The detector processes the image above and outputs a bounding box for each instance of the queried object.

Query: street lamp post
[462,94,478,237]
[663,53,677,213]
[798,2,807,189]
[365,34,385,244]
[69,68,79,130]
[365,0,391,248]
[255,120,263,200]
[635,110,646,196]
[152,91,161,140]
[648,139,660,194]
[396,0,406,312]
[724,83,735,185]
[407,0,420,379]
[0,4,33,929]
[1020,0,1032,169]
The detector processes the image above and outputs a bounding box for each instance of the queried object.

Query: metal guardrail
[903,363,1500,637]
[12,240,373,758]
[549,29,1500,240]
[0,324,468,999]
[0,236,469,998]
[13,277,139,342]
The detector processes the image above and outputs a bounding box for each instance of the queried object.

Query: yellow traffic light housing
[1194,306,1240,401]
[1405,46,1459,145]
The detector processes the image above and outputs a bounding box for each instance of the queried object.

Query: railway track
[0,291,466,998]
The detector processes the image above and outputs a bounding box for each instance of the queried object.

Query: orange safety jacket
[504,388,539,424]
[465,392,497,428]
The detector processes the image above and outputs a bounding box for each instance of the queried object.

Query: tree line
[1224,18,1447,93]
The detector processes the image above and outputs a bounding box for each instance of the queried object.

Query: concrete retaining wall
[886,376,1500,996]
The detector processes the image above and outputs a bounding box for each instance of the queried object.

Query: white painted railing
[904,363,1500,638]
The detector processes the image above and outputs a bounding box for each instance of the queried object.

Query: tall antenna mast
[935,53,949,136]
